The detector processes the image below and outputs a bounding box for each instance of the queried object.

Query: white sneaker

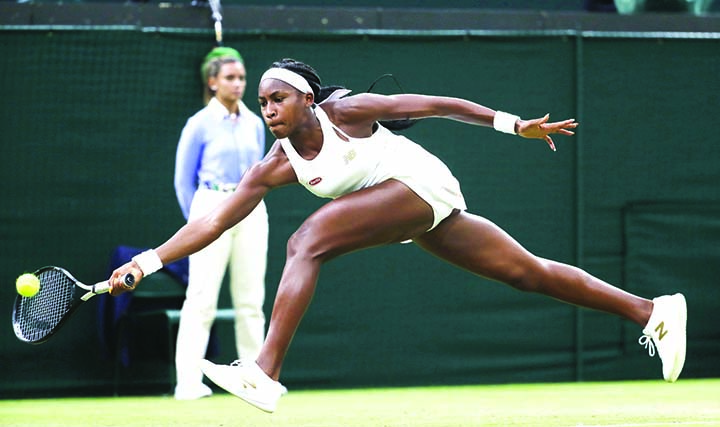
[174,383,213,400]
[200,359,284,413]
[638,293,687,382]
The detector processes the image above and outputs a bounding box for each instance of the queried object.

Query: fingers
[109,278,124,297]
[545,135,557,152]
[121,273,137,290]
[516,116,577,149]
[547,119,578,134]
[109,275,128,297]
[108,264,142,296]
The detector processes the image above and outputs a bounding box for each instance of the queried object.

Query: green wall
[1,28,718,396]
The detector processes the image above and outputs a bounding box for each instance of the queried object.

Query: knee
[505,259,588,293]
[505,270,540,293]
[286,220,331,263]
[503,259,553,293]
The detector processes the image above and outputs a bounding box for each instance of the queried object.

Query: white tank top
[279,106,395,199]
[279,104,467,230]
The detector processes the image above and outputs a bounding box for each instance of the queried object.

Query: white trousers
[175,188,269,388]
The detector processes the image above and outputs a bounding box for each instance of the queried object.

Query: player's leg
[258,179,434,378]
[414,211,686,381]
[415,211,650,323]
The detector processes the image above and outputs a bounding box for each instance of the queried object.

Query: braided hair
[271,58,417,130]
[272,58,324,100]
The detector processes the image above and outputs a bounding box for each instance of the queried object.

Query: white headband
[260,68,313,95]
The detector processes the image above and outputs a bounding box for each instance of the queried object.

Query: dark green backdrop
[1,28,718,397]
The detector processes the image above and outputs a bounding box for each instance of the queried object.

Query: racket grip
[123,273,135,288]
[94,274,135,295]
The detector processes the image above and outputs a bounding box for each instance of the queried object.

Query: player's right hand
[109,262,143,296]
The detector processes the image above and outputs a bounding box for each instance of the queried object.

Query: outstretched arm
[326,93,578,151]
[108,142,297,295]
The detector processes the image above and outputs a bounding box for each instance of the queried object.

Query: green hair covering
[200,46,244,82]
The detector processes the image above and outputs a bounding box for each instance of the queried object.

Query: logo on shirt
[343,149,357,165]
[309,177,322,186]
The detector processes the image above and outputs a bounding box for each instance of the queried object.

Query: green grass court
[2,379,718,426]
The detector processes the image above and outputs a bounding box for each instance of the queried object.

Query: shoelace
[638,334,656,357]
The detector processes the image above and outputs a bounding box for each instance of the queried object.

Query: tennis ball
[16,273,40,298]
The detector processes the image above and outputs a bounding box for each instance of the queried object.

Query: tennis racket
[12,266,134,345]
[208,0,223,46]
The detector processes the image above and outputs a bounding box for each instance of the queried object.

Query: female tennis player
[109,58,687,413]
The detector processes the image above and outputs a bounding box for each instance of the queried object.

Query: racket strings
[13,269,75,342]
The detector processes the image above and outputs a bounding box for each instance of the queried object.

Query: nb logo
[343,149,356,165]
[655,321,668,341]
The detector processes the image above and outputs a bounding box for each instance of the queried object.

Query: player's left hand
[517,114,578,151]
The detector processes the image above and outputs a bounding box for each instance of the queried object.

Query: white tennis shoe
[200,359,285,413]
[638,293,687,382]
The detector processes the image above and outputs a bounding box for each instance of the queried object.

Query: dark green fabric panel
[581,38,720,261]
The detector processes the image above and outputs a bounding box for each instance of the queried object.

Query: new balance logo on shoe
[655,321,668,341]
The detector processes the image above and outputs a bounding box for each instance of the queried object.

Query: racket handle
[93,273,135,295]
[123,273,135,288]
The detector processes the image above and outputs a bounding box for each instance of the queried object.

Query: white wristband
[493,111,520,135]
[131,249,163,276]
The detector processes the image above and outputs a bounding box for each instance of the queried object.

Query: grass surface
[1,379,719,426]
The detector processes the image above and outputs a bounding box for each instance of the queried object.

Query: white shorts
[381,136,467,231]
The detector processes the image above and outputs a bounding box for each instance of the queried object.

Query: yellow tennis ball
[16,273,40,298]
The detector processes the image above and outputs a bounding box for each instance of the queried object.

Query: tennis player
[110,58,687,413]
